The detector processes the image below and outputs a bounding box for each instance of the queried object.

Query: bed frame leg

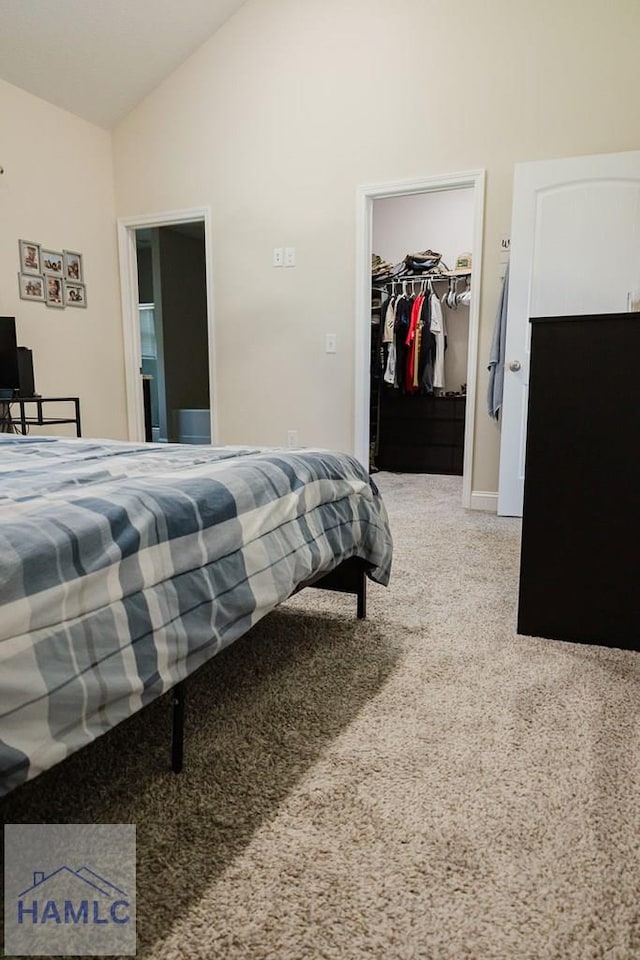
[171,680,186,774]
[357,568,367,620]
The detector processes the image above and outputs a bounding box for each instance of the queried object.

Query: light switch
[325,333,337,353]
[284,247,296,267]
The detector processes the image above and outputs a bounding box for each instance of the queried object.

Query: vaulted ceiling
[0,0,248,128]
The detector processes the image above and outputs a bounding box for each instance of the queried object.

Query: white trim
[117,207,217,444]
[470,490,498,512]
[355,170,486,509]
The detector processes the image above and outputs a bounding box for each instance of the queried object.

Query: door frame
[355,170,485,508]
[117,206,217,443]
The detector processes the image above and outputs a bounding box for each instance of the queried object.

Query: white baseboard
[470,490,498,512]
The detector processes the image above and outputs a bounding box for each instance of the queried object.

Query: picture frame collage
[18,240,87,308]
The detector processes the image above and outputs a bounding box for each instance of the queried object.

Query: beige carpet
[2,473,639,960]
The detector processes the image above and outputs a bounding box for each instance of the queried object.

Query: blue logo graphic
[17,866,130,927]
[5,822,136,956]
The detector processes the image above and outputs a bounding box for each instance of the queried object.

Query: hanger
[458,277,472,306]
[447,277,456,309]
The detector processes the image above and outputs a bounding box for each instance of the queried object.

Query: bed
[0,436,393,798]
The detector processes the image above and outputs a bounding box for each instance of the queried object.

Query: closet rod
[373,275,471,287]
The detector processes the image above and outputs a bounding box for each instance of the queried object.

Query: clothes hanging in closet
[430,292,446,391]
[373,287,448,395]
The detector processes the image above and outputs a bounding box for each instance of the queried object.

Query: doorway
[117,207,216,445]
[136,222,208,443]
[355,172,485,508]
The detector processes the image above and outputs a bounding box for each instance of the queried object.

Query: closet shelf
[373,274,471,290]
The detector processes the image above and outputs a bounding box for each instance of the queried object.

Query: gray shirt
[487,262,510,420]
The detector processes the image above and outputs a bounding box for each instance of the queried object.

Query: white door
[498,150,640,516]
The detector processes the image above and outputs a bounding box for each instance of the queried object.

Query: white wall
[372,189,474,393]
[0,78,126,439]
[372,190,474,270]
[111,0,640,492]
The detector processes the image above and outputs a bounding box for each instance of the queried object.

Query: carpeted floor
[2,473,639,959]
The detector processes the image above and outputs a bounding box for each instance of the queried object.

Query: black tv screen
[0,317,19,391]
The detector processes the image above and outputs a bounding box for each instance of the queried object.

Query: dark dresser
[377,390,465,474]
[517,312,640,650]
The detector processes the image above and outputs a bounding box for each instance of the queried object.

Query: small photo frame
[18,273,45,302]
[19,240,41,276]
[45,275,64,308]
[63,250,83,282]
[64,280,87,308]
[42,249,64,276]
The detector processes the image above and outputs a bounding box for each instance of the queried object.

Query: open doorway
[117,208,216,445]
[355,172,485,509]
[136,222,209,443]
[371,189,473,474]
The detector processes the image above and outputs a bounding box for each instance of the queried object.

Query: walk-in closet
[370,189,474,475]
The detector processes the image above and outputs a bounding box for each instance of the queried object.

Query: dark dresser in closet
[517,312,640,650]
[377,390,465,474]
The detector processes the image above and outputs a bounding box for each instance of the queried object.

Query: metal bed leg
[357,568,367,620]
[171,680,186,774]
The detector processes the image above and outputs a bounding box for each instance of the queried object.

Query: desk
[11,397,82,437]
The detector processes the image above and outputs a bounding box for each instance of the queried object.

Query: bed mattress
[0,436,392,797]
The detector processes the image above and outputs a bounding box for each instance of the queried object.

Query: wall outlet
[325,333,337,353]
[273,247,283,267]
[284,246,296,267]
[287,429,298,447]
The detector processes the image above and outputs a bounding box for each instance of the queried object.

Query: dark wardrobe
[517,312,640,650]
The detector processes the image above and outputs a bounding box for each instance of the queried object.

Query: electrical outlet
[284,246,296,267]
[273,247,283,267]
[287,430,298,448]
[325,333,337,354]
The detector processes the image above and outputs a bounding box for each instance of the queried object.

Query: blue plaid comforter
[0,436,392,797]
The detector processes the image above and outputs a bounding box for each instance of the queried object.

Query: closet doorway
[117,207,216,445]
[355,172,485,509]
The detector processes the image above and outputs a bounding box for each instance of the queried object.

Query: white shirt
[430,291,446,391]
